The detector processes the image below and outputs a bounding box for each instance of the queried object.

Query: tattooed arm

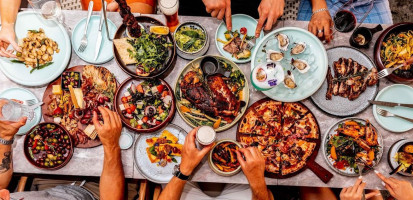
[0,100,27,189]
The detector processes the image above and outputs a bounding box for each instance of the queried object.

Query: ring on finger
[318,29,323,33]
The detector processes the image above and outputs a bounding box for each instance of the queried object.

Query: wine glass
[28,0,72,32]
[332,0,374,34]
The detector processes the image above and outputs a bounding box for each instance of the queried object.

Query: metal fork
[22,99,36,106]
[377,63,404,79]
[356,161,366,200]
[376,107,413,123]
[78,1,94,52]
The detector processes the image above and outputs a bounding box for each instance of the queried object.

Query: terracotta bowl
[113,16,176,79]
[23,122,74,170]
[208,139,242,176]
[374,22,413,83]
[114,77,176,133]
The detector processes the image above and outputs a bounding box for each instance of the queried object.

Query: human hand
[309,10,333,43]
[0,189,10,200]
[255,0,284,37]
[180,127,214,176]
[375,170,413,200]
[0,99,27,141]
[202,0,232,30]
[236,147,266,186]
[339,177,380,200]
[93,107,122,148]
[0,24,20,58]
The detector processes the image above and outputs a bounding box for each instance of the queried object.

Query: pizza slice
[239,135,277,147]
[293,140,316,162]
[281,160,306,175]
[283,102,309,120]
[254,100,283,132]
[293,113,319,139]
[239,110,274,136]
[264,150,282,174]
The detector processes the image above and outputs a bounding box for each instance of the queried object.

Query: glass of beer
[159,0,179,32]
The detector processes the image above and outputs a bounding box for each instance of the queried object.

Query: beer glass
[0,98,34,122]
[159,0,179,32]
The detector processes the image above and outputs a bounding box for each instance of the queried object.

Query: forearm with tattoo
[0,144,13,189]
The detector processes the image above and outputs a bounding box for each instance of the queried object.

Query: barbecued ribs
[180,71,240,123]
[115,0,141,38]
[326,57,378,101]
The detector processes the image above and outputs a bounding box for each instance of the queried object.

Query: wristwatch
[0,137,14,145]
[173,165,190,181]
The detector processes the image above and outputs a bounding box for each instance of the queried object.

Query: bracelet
[0,137,14,145]
[311,8,329,18]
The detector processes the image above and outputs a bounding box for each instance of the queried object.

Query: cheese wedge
[52,85,63,95]
[68,85,79,109]
[161,130,178,143]
[73,88,84,109]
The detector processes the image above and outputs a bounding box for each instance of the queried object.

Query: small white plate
[0,88,42,135]
[133,124,186,184]
[388,139,413,176]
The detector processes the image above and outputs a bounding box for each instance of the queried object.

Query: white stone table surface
[1,10,412,189]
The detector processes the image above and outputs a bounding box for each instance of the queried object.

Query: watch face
[173,165,179,174]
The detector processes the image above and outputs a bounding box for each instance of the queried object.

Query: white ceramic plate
[322,117,383,176]
[251,27,328,102]
[0,88,42,135]
[133,124,187,183]
[373,84,413,133]
[0,11,71,86]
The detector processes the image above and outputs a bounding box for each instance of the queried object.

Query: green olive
[57,160,63,164]
[49,162,54,167]
[35,146,41,150]
[48,138,52,143]
[46,124,51,129]
[51,125,56,129]
[41,146,45,151]
[16,52,22,57]
[63,135,69,140]
[30,133,35,138]
[71,72,74,76]
[74,76,79,81]
[52,138,58,143]
[45,158,50,162]
[57,153,62,157]
[44,162,49,167]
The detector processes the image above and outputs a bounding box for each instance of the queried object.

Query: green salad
[175,26,206,53]
[127,30,173,76]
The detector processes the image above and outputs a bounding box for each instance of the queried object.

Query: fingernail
[358,176,362,179]
[381,181,386,187]
[374,170,379,174]
[375,193,382,196]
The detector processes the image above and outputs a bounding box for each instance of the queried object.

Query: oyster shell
[267,50,284,62]
[284,70,297,89]
[291,58,310,73]
[291,42,306,55]
[276,33,289,51]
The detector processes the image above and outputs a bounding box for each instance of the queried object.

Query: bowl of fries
[374,22,413,83]
[208,139,242,176]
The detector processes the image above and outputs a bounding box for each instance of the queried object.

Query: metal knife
[94,1,107,61]
[29,102,44,109]
[369,100,413,109]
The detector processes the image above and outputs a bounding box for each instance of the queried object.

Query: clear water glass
[0,98,34,122]
[28,0,72,32]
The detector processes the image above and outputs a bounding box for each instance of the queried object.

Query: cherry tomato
[142,116,149,123]
[240,27,247,35]
[121,96,128,103]
[157,84,164,93]
[155,121,161,125]
[126,108,133,114]
[129,104,136,112]
[136,125,142,129]
[53,107,63,116]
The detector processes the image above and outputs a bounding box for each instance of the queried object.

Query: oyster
[276,33,289,51]
[284,70,297,89]
[267,50,284,62]
[291,42,306,55]
[291,58,310,74]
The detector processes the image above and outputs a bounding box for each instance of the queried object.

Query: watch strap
[174,165,190,180]
[0,137,14,145]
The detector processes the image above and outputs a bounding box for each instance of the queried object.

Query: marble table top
[1,10,412,190]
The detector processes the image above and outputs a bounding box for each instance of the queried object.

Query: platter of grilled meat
[175,55,249,132]
[311,46,379,117]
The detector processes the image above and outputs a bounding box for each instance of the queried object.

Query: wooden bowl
[374,22,413,83]
[114,77,176,133]
[113,16,176,79]
[23,122,74,170]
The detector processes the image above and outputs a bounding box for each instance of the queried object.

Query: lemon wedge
[150,26,169,35]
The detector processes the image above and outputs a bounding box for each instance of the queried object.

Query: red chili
[32,139,38,149]
[240,27,247,35]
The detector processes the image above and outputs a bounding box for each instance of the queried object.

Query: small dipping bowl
[200,56,230,77]
[208,139,242,176]
[174,21,209,60]
[196,126,216,146]
[350,24,383,48]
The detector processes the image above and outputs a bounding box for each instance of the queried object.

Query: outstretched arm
[0,0,21,57]
[159,127,213,200]
[93,107,124,200]
[0,100,26,189]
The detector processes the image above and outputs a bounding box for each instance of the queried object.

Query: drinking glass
[159,0,180,32]
[0,98,34,122]
[332,0,374,34]
[28,0,72,32]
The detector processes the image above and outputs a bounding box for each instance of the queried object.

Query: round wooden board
[114,77,176,134]
[113,16,176,79]
[41,65,118,148]
[236,98,321,179]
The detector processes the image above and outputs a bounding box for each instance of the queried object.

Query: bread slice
[113,38,137,65]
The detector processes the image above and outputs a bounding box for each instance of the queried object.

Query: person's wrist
[0,23,15,31]
[103,143,121,152]
[0,132,14,141]
[248,175,266,190]
[179,163,193,176]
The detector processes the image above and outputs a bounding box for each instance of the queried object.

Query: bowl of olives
[24,122,74,170]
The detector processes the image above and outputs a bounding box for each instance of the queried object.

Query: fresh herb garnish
[29,62,54,74]
[11,60,25,64]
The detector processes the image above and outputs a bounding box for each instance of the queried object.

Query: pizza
[237,99,319,177]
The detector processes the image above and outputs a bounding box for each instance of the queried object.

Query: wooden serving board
[236,98,333,183]
[41,65,118,148]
